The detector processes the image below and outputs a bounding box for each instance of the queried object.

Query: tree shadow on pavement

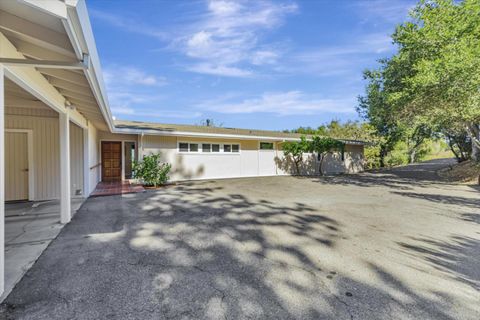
[397,235,480,291]
[1,177,477,319]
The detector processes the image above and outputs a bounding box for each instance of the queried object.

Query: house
[0,0,364,297]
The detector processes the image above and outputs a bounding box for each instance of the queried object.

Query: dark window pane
[260,142,274,150]
[202,144,211,152]
[224,144,231,152]
[212,144,220,152]
[189,143,199,152]
[179,143,188,152]
[232,144,240,152]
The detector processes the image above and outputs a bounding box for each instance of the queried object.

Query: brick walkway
[90,181,145,197]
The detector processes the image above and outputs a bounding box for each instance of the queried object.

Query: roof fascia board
[18,0,68,20]
[113,127,365,145]
[63,0,115,132]
[113,127,302,142]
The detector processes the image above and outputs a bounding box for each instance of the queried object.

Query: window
[179,143,188,152]
[124,142,136,179]
[260,142,274,150]
[179,142,238,153]
[189,143,199,152]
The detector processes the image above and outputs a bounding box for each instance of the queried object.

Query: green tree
[282,136,310,174]
[310,136,345,175]
[388,0,480,161]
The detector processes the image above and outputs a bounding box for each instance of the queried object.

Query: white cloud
[91,1,297,77]
[251,50,279,65]
[103,66,166,87]
[90,9,167,40]
[102,65,169,118]
[354,0,415,24]
[177,0,297,77]
[187,63,252,77]
[279,32,394,77]
[197,91,356,115]
[111,106,202,119]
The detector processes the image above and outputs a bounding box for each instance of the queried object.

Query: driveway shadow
[1,168,478,319]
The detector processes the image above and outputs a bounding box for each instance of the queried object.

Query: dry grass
[438,160,480,185]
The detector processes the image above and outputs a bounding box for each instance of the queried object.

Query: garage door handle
[22,169,29,172]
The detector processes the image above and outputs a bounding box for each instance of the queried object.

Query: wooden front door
[102,141,122,182]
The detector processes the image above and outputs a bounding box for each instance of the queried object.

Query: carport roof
[114,120,366,144]
[0,0,114,131]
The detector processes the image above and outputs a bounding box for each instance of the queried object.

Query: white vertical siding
[6,112,59,200]
[5,108,91,200]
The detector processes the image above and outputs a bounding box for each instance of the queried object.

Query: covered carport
[0,0,114,300]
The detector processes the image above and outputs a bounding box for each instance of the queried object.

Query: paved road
[2,159,479,319]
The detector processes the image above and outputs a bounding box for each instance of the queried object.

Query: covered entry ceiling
[0,0,110,131]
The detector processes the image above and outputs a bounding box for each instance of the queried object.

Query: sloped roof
[114,120,366,145]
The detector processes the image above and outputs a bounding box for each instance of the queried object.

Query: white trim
[3,67,65,114]
[177,141,241,155]
[258,141,275,152]
[5,129,35,201]
[122,140,138,180]
[115,127,293,142]
[0,58,86,70]
[83,126,89,197]
[64,1,116,131]
[59,112,71,224]
[113,128,366,145]
[1,64,6,295]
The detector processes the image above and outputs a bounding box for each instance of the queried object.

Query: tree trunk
[466,124,480,162]
[379,144,388,167]
[295,159,301,175]
[409,149,416,164]
[448,142,461,162]
[318,153,324,176]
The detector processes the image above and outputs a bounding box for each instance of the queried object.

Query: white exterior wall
[5,107,85,200]
[276,144,365,175]
[141,135,364,181]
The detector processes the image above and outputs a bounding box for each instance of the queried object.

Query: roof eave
[63,0,115,131]
[113,126,366,145]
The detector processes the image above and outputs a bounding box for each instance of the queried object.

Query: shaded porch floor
[1,199,85,302]
[90,181,145,197]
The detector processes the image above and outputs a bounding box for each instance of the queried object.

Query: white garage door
[258,142,277,176]
[6,132,29,201]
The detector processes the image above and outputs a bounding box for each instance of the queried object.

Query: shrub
[364,145,382,169]
[133,154,171,187]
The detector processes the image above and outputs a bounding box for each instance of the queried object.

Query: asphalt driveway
[2,159,479,319]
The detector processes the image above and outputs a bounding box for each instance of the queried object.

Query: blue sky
[88,0,415,131]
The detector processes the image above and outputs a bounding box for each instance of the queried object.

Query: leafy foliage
[282,137,310,174]
[359,0,480,162]
[310,136,345,175]
[133,154,171,187]
[282,135,345,175]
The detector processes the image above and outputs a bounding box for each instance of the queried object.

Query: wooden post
[59,112,71,223]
